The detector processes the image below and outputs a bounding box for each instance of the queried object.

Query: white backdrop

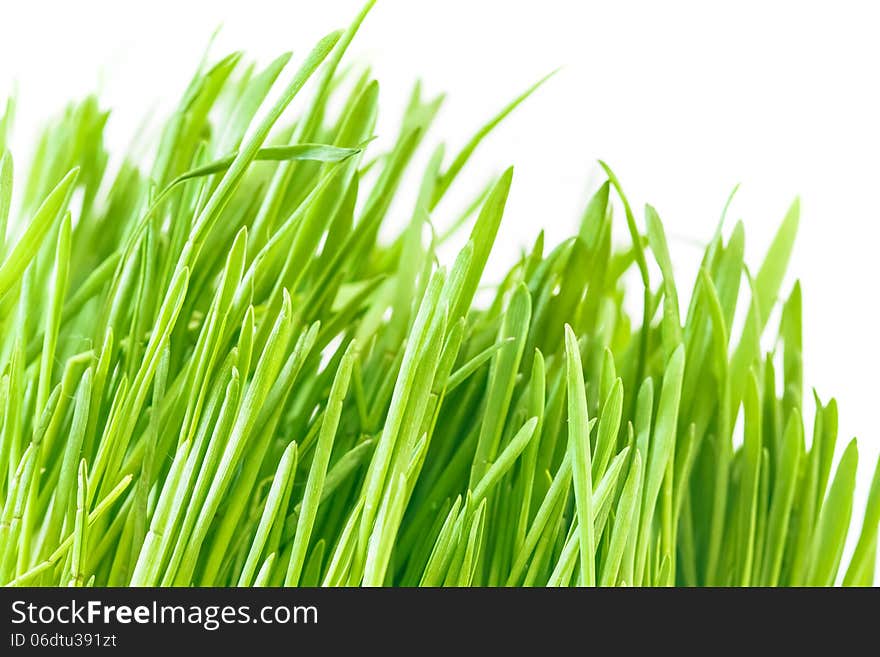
[2,0,878,565]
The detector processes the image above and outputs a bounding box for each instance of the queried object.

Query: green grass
[1,1,878,587]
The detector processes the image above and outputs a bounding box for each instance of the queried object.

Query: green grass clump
[1,3,878,587]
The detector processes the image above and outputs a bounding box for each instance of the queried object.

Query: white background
[2,1,878,566]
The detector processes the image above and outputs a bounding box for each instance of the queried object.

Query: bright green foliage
[0,3,876,587]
